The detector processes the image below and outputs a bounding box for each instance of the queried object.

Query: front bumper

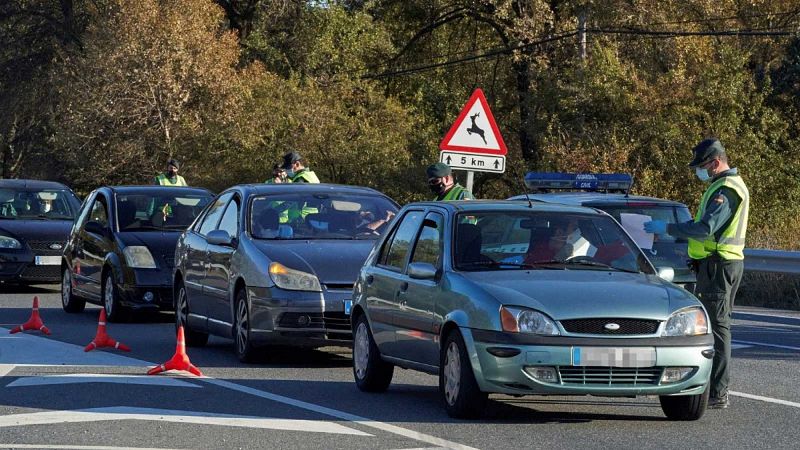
[0,249,61,284]
[117,268,174,310]
[465,329,713,397]
[247,285,353,347]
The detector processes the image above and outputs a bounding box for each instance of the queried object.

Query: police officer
[426,162,474,201]
[265,164,288,184]
[281,152,320,183]
[644,138,749,410]
[154,158,187,186]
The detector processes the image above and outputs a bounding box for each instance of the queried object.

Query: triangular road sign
[439,88,507,156]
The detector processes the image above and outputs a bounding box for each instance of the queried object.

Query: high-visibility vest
[435,184,471,201]
[290,169,320,183]
[688,174,749,261]
[155,173,187,186]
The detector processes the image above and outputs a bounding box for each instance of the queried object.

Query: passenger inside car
[254,208,280,238]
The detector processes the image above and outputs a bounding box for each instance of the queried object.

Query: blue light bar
[524,172,633,192]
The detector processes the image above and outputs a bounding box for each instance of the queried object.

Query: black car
[173,183,398,361]
[61,186,213,321]
[0,179,82,285]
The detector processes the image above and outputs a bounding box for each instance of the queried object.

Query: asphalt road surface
[1,285,799,450]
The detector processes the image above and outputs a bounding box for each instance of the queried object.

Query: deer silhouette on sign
[466,112,487,144]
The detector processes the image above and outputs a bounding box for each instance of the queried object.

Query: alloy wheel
[236,299,248,355]
[61,269,71,308]
[104,275,115,317]
[176,287,188,329]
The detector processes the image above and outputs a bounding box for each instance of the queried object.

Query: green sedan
[350,201,713,420]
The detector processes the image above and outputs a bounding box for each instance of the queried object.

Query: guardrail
[744,249,800,274]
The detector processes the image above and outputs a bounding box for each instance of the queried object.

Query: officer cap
[688,138,726,167]
[426,162,452,179]
[281,152,302,170]
[167,158,180,170]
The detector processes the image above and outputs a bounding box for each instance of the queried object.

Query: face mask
[695,167,710,182]
[285,170,295,178]
[429,182,446,195]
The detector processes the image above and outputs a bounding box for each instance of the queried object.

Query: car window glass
[217,197,239,238]
[382,210,425,270]
[410,212,444,268]
[199,193,233,236]
[74,193,95,229]
[89,198,108,227]
[115,191,212,231]
[601,206,684,243]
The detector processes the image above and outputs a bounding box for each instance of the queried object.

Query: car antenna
[520,176,534,208]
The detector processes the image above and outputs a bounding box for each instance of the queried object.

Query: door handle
[399,281,408,292]
[366,275,374,285]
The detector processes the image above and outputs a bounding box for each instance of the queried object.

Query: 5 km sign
[440,151,506,173]
[439,88,507,174]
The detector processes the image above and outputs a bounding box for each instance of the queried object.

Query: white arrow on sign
[0,406,371,436]
[440,151,506,174]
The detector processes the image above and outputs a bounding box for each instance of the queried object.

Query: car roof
[407,200,605,216]
[232,183,394,199]
[0,179,73,190]
[508,192,687,207]
[104,185,213,195]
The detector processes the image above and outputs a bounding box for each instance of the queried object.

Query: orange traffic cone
[147,326,203,377]
[84,309,131,352]
[9,296,51,335]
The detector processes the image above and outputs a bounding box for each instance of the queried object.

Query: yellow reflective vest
[688,174,749,261]
[155,173,187,186]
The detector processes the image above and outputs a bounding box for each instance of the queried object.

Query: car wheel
[440,329,488,419]
[103,272,127,323]
[353,314,394,392]
[175,280,208,347]
[61,267,85,313]
[234,288,258,363]
[659,386,709,421]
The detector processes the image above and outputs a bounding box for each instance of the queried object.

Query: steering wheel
[355,226,380,236]
[565,254,592,262]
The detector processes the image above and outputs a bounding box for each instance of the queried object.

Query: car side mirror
[207,230,234,247]
[656,266,675,282]
[408,262,437,280]
[85,221,108,236]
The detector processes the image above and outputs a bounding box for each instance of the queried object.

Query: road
[1,285,799,450]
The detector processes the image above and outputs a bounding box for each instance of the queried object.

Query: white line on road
[0,327,151,366]
[0,445,187,450]
[730,391,800,409]
[732,339,800,352]
[0,406,371,436]
[5,373,201,388]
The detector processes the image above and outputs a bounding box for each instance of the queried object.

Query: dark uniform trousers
[694,254,744,398]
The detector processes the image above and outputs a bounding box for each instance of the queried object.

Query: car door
[77,194,112,300]
[204,194,240,326]
[364,209,425,358]
[181,199,220,317]
[394,211,445,366]
[65,192,95,292]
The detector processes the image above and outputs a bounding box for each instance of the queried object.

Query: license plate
[343,300,353,315]
[35,256,61,266]
[572,347,656,368]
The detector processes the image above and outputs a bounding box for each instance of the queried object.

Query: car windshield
[116,192,212,231]
[454,211,653,274]
[597,204,693,244]
[0,188,79,220]
[250,192,398,240]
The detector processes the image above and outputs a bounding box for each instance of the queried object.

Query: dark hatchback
[61,186,213,321]
[0,179,81,285]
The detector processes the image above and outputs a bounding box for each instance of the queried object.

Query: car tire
[659,385,709,421]
[102,271,128,323]
[234,288,258,363]
[175,280,208,347]
[440,329,488,419]
[61,267,85,313]
[352,314,394,392]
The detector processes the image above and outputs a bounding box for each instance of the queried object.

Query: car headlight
[662,307,709,336]
[0,235,22,249]
[269,262,322,292]
[123,246,157,269]
[500,306,560,335]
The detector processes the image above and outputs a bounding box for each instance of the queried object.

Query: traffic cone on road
[9,296,51,335]
[84,309,131,352]
[147,326,203,377]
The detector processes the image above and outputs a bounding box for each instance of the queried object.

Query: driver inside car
[524,219,630,265]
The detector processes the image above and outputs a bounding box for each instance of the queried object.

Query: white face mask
[695,167,711,182]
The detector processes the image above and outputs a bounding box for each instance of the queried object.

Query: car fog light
[297,315,310,326]
[660,367,694,384]
[525,366,558,383]
[143,291,154,303]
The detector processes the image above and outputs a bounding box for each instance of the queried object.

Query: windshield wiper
[123,225,168,231]
[457,260,537,270]
[562,258,640,273]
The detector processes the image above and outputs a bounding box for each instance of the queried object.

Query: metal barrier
[744,249,800,275]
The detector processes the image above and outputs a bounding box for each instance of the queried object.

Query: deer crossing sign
[439,88,507,174]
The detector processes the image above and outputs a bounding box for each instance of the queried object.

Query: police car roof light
[524,172,633,193]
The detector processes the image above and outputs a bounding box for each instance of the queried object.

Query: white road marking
[0,327,151,366]
[730,343,752,350]
[0,445,187,450]
[203,378,479,450]
[730,391,800,409]
[5,373,200,388]
[0,406,370,435]
[732,339,800,352]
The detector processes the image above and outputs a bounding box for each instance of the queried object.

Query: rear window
[597,205,692,243]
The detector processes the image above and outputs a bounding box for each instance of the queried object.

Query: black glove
[687,259,700,274]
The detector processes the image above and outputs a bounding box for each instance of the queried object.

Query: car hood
[253,239,376,285]
[0,219,73,242]
[117,231,182,257]
[462,270,675,320]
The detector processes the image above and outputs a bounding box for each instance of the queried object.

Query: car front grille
[558,366,663,386]
[560,318,660,335]
[324,283,354,291]
[278,312,352,335]
[322,312,351,332]
[27,241,64,256]
[21,265,61,281]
